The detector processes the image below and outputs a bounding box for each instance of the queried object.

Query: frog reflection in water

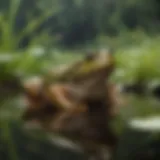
[22,49,124,160]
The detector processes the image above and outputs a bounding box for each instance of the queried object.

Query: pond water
[0,94,160,160]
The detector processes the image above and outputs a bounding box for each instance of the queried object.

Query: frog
[22,49,124,160]
[22,48,119,122]
[44,48,115,103]
[22,48,115,109]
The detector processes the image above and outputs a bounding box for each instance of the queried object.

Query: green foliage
[0,0,58,86]
[0,0,57,51]
[113,35,160,83]
[1,0,158,47]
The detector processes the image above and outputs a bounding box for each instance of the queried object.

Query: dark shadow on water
[0,120,86,160]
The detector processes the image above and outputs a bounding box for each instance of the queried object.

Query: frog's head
[65,48,115,82]
[83,48,114,71]
[45,48,115,83]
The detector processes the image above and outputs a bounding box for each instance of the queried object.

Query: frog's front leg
[44,83,88,113]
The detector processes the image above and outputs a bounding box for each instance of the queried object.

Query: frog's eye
[85,51,97,61]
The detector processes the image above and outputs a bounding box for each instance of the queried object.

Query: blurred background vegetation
[0,0,160,160]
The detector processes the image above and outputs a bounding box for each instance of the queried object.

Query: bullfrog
[22,48,116,112]
[44,48,116,107]
[22,49,124,160]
